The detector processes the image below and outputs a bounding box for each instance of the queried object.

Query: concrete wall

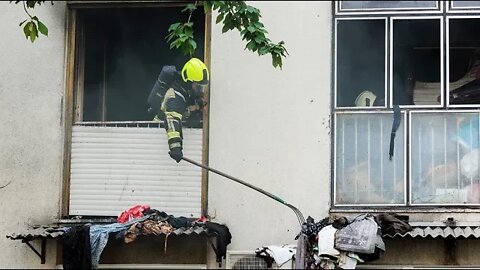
[0,1,66,268]
[207,1,332,266]
[3,0,480,268]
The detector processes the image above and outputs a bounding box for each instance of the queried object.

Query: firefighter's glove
[152,115,161,123]
[169,148,183,163]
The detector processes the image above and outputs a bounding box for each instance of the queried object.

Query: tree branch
[187,1,198,23]
[22,1,33,19]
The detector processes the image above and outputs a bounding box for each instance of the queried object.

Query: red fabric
[195,216,208,223]
[117,205,151,223]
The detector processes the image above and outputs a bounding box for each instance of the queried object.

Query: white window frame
[335,1,443,16]
[333,111,408,207]
[389,16,444,109]
[446,16,480,107]
[332,3,480,208]
[63,3,211,217]
[334,17,388,110]
[447,0,480,13]
[408,110,480,206]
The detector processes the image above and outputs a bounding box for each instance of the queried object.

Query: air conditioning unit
[226,250,294,269]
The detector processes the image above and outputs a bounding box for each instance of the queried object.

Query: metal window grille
[334,113,405,206]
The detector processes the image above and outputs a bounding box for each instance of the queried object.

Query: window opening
[336,19,386,108]
[448,18,480,106]
[77,7,205,124]
[392,18,442,106]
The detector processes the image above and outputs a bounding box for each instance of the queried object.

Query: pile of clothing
[294,213,411,269]
[62,206,231,269]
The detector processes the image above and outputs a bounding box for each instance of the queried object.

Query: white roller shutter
[69,125,203,217]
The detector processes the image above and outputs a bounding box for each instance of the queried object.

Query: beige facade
[1,0,480,268]
[0,1,67,268]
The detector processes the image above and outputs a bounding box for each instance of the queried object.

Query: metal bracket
[206,234,222,267]
[23,239,46,264]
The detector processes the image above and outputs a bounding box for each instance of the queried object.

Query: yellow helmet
[181,58,209,85]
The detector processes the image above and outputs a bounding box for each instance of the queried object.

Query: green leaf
[170,39,182,49]
[272,53,283,69]
[247,25,255,33]
[253,22,264,28]
[168,23,181,32]
[254,35,264,43]
[258,47,268,55]
[184,26,194,37]
[165,33,175,42]
[245,40,256,51]
[203,1,213,13]
[26,0,36,8]
[188,39,197,51]
[23,22,31,39]
[215,13,224,24]
[37,20,48,36]
[257,27,268,34]
[182,3,197,13]
[222,23,230,33]
[29,23,38,42]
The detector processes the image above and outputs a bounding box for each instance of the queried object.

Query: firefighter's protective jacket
[147,65,199,151]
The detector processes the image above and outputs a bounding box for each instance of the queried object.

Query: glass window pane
[411,112,480,204]
[448,19,480,106]
[393,19,441,106]
[340,1,438,11]
[337,20,386,107]
[335,113,405,205]
[451,1,480,9]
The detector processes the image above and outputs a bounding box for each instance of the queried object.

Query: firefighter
[147,58,209,163]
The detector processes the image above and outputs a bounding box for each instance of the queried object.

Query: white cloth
[317,225,341,257]
[338,252,363,269]
[461,149,479,179]
[265,245,296,267]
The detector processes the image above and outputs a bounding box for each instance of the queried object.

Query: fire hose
[181,156,306,226]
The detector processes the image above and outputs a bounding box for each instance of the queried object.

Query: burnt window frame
[62,1,212,218]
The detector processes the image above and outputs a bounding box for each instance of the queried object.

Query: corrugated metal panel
[171,226,207,236]
[69,126,203,217]
[384,226,480,238]
[7,225,207,241]
[6,227,66,241]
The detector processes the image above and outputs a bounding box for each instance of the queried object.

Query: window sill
[330,206,480,214]
[56,217,117,225]
[330,207,480,225]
